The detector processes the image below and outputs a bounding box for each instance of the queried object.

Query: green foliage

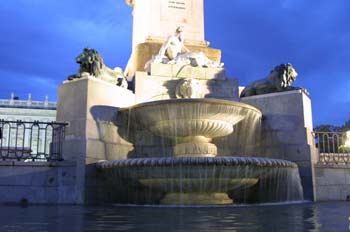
[314,120,350,132]
[339,145,350,153]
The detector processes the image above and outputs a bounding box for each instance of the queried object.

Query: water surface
[0,202,349,231]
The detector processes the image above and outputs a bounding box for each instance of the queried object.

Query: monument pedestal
[135,63,238,103]
[241,90,317,201]
[56,77,135,203]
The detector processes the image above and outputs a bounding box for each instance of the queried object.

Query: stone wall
[241,90,317,201]
[0,161,76,204]
[56,77,135,204]
[314,164,350,201]
[135,64,238,103]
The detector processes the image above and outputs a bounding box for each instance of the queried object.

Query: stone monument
[54,0,316,204]
[125,0,221,78]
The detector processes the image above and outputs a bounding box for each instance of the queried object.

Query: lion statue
[68,48,128,88]
[240,63,305,97]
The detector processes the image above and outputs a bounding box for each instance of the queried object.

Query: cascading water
[97,98,304,205]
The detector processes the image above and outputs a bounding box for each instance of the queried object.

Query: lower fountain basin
[97,157,301,205]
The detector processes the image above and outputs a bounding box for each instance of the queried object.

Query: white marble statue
[144,27,223,72]
[159,26,190,61]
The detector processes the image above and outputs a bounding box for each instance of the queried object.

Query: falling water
[104,99,304,205]
[98,157,304,205]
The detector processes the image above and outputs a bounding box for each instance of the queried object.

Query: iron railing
[0,120,68,161]
[314,131,350,165]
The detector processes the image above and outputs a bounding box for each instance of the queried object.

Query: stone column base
[174,142,217,157]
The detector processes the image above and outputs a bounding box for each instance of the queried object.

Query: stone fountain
[95,46,304,204]
[57,0,315,205]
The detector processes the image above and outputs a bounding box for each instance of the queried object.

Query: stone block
[150,63,173,77]
[315,167,346,185]
[0,166,54,187]
[57,79,89,121]
[57,166,76,186]
[135,146,173,158]
[0,161,14,166]
[135,72,239,103]
[241,90,313,130]
[203,79,239,100]
[315,185,342,201]
[0,185,59,204]
[85,157,102,164]
[344,168,350,185]
[314,166,350,201]
[295,161,314,177]
[105,143,134,160]
[95,122,117,143]
[64,119,87,139]
[258,145,286,159]
[176,65,206,80]
[62,139,86,161]
[57,76,135,143]
[241,90,315,200]
[150,63,226,80]
[85,119,101,140]
[89,106,119,123]
[57,185,77,204]
[263,115,303,131]
[205,67,226,80]
[283,144,313,162]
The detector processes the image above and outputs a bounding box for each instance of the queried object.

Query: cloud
[0,0,133,100]
[0,69,58,100]
[0,0,349,126]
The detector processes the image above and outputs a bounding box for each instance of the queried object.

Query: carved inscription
[168,1,186,10]
[161,0,191,23]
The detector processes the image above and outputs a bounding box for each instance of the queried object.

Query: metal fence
[314,131,350,165]
[0,120,68,161]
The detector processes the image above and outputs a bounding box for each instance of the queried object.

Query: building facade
[0,93,57,160]
[0,93,56,122]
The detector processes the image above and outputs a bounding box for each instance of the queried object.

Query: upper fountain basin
[123,98,262,139]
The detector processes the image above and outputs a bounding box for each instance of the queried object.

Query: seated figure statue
[144,27,223,72]
[68,48,128,88]
[240,63,307,97]
[158,26,190,61]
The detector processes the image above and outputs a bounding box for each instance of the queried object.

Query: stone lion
[240,63,304,97]
[68,48,128,88]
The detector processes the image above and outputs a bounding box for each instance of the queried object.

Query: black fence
[0,120,68,161]
[314,131,350,165]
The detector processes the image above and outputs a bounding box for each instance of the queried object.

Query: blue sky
[0,0,349,126]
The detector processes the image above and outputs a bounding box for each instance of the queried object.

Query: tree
[314,120,350,132]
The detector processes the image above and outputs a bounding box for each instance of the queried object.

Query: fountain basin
[123,99,262,157]
[97,157,301,205]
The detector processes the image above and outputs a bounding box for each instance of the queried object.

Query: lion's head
[76,48,104,76]
[272,63,298,89]
[175,78,202,99]
[240,63,303,97]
